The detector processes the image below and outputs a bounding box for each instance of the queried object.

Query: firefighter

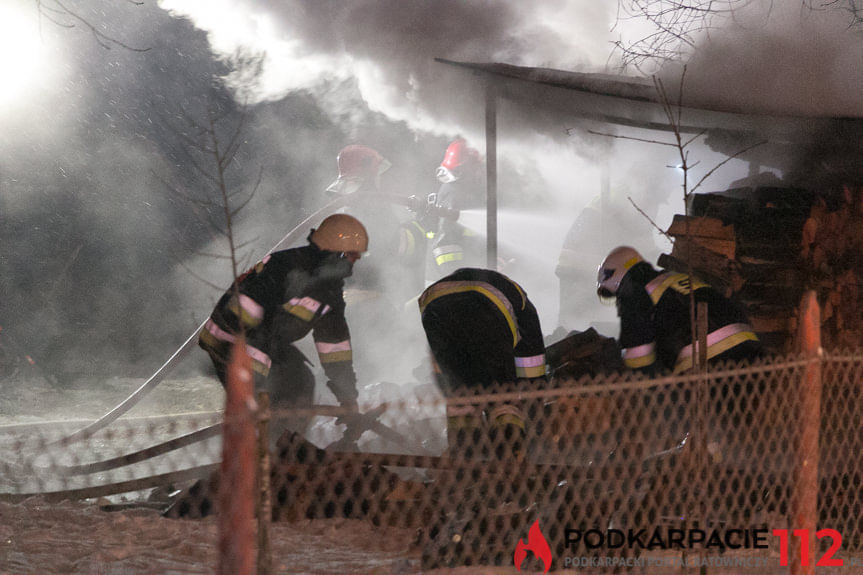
[597,246,762,374]
[427,138,486,280]
[555,183,663,333]
[198,214,368,432]
[326,145,402,294]
[418,267,547,458]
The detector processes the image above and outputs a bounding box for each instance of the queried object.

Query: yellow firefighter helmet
[310,214,369,253]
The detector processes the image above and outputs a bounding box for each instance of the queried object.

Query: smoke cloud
[7,0,862,396]
[659,3,863,118]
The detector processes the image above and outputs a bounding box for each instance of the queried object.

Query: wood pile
[658,185,863,352]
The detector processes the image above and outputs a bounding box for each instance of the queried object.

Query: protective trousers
[421,294,526,458]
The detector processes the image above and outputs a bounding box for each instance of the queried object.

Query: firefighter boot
[487,403,527,461]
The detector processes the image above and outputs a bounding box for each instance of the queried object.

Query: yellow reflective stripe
[284,304,315,322]
[515,354,546,378]
[674,329,759,373]
[198,324,225,353]
[251,361,270,377]
[433,244,463,266]
[419,282,518,347]
[646,272,708,305]
[515,364,546,378]
[490,413,525,431]
[435,252,463,265]
[623,342,657,369]
[319,350,352,364]
[198,321,271,376]
[623,255,642,270]
[510,280,527,310]
[282,297,327,322]
[489,404,526,431]
[645,273,682,305]
[624,353,656,369]
[227,295,263,329]
[403,227,416,256]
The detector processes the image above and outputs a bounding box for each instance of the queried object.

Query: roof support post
[485,82,498,269]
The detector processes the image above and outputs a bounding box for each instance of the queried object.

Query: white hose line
[55,196,352,445]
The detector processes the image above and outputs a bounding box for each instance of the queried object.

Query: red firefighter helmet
[436,138,481,183]
[326,144,391,195]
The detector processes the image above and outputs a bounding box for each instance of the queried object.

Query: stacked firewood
[658,186,863,352]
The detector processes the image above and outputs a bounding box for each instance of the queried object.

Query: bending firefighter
[198,214,368,437]
[597,246,761,373]
[418,268,547,458]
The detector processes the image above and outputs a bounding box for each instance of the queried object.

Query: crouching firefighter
[418,268,547,459]
[597,246,761,374]
[198,214,368,441]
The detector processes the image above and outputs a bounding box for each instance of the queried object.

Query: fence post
[792,290,821,575]
[256,391,272,575]
[695,301,709,575]
[219,338,257,575]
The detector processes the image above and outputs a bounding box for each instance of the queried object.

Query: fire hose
[55,191,451,445]
[54,194,353,445]
[55,403,433,477]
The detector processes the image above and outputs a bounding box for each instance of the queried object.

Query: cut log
[667,215,736,260]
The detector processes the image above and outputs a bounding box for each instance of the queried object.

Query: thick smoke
[660,3,863,118]
[159,0,615,137]
[654,2,863,190]
[9,0,859,397]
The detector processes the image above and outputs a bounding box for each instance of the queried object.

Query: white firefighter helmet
[326,145,391,195]
[436,138,481,184]
[310,214,369,253]
[597,246,644,299]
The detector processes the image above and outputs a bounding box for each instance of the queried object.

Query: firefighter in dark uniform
[198,214,368,433]
[326,145,402,296]
[427,138,486,280]
[596,246,761,373]
[418,267,547,457]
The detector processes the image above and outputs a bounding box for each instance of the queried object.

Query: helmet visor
[326,177,362,195]
[436,166,456,184]
[597,286,617,305]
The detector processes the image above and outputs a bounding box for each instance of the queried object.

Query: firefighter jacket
[397,216,433,301]
[418,268,547,381]
[428,180,485,279]
[616,262,760,373]
[198,243,357,403]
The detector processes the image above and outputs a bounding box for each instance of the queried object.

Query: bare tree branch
[36,0,150,51]
[628,196,673,242]
[691,138,767,193]
[585,129,680,147]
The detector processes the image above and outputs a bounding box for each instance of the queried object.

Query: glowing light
[0,4,45,111]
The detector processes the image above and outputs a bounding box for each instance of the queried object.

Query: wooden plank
[667,215,735,241]
[671,236,736,261]
[749,315,792,334]
[664,239,745,293]
[658,253,732,295]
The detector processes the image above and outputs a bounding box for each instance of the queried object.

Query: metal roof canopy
[434,58,863,266]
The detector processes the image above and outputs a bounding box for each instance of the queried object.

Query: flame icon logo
[514,519,552,573]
